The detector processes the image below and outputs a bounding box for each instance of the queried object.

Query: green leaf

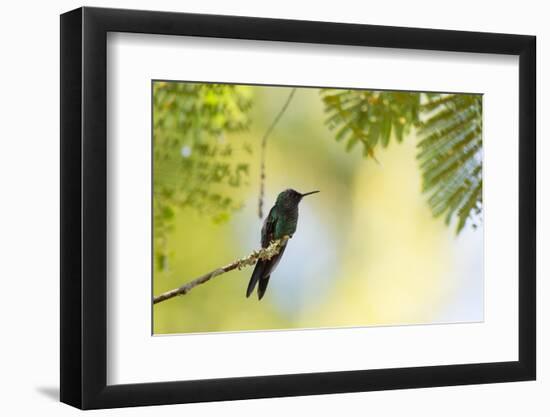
[321,89,420,162]
[346,137,359,152]
[321,89,483,234]
[417,94,483,233]
[381,116,392,147]
[162,205,175,219]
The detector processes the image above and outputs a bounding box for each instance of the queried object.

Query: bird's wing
[261,206,277,248]
[247,208,277,298]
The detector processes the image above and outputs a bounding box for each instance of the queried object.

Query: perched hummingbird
[246,189,320,300]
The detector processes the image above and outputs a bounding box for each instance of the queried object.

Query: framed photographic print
[60,6,536,409]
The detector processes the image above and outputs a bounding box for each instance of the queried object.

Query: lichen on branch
[153,236,289,304]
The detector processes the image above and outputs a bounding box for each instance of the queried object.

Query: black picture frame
[60,6,536,410]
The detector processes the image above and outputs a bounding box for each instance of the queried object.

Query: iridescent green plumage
[246,189,319,300]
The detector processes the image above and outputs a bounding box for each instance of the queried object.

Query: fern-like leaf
[322,89,483,234]
[417,94,483,233]
[321,89,420,161]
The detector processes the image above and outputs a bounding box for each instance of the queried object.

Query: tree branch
[258,88,297,219]
[153,236,289,304]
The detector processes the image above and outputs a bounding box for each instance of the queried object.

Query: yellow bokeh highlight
[308,138,456,328]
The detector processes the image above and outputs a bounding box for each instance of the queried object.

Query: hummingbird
[246,189,320,300]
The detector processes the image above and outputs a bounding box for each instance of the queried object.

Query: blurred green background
[152,81,483,335]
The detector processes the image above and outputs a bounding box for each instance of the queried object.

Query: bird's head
[276,189,320,208]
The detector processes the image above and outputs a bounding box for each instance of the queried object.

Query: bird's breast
[275,208,299,238]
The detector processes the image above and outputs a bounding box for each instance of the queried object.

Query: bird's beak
[300,190,320,198]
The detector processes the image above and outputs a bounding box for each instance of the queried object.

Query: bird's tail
[246,260,266,298]
[257,275,271,300]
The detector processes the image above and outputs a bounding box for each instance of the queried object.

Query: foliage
[153,81,253,269]
[417,94,483,233]
[322,90,420,160]
[321,89,482,234]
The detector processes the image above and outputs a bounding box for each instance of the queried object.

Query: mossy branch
[153,236,289,304]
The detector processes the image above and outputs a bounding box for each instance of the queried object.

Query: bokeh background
[152,82,483,334]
